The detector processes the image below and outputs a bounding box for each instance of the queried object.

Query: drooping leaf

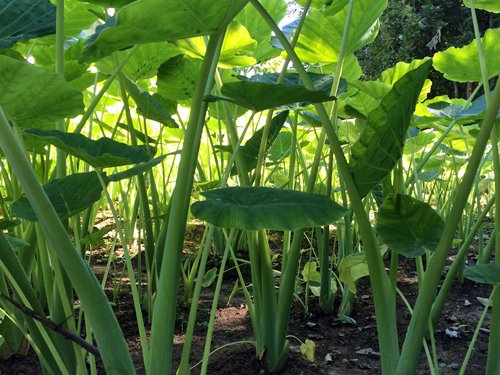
[0,56,84,128]
[176,21,257,68]
[464,264,500,285]
[23,129,152,168]
[463,0,500,13]
[106,155,167,182]
[191,187,348,231]
[376,194,444,257]
[81,0,249,62]
[0,0,56,48]
[206,74,336,112]
[350,59,432,197]
[295,0,387,63]
[338,246,388,293]
[237,111,289,172]
[300,339,316,362]
[12,172,104,221]
[156,55,202,101]
[268,131,293,162]
[122,77,179,127]
[433,28,500,82]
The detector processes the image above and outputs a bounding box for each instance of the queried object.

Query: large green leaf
[463,0,500,13]
[191,187,348,231]
[350,59,432,197]
[84,0,136,7]
[122,77,179,127]
[156,55,202,101]
[176,21,257,68]
[295,0,387,63]
[81,0,248,62]
[268,131,293,162]
[206,74,336,112]
[0,0,56,48]
[0,56,83,127]
[12,172,104,222]
[376,194,444,257]
[464,264,500,285]
[235,0,287,61]
[23,129,152,168]
[433,28,500,82]
[96,42,182,81]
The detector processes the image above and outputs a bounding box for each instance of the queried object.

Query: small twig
[0,293,100,357]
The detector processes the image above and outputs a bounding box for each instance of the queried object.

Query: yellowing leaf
[300,339,316,362]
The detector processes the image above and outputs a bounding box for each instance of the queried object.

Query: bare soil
[0,225,493,374]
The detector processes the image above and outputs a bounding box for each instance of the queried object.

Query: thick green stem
[396,77,500,374]
[147,30,226,375]
[0,106,135,374]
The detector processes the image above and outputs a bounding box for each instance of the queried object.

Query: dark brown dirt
[0,225,493,375]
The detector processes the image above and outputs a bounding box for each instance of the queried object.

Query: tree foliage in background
[355,0,499,97]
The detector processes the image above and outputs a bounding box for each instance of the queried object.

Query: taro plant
[190,186,348,372]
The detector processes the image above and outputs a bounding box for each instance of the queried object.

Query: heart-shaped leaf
[191,186,348,231]
[376,194,444,257]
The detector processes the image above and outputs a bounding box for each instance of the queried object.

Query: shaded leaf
[80,226,116,245]
[202,268,217,287]
[106,155,166,182]
[268,131,292,162]
[157,55,201,101]
[23,129,151,168]
[376,194,444,257]
[350,59,432,197]
[12,172,103,221]
[0,0,56,48]
[206,75,335,112]
[464,264,500,285]
[0,56,83,128]
[191,187,348,231]
[122,77,179,127]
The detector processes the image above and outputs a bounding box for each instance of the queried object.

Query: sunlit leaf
[191,187,348,231]
[463,0,500,13]
[23,129,152,168]
[295,0,387,63]
[376,194,444,257]
[433,28,500,82]
[96,42,182,81]
[350,59,432,197]
[176,21,257,68]
[0,56,83,128]
[464,264,500,285]
[0,0,56,48]
[81,0,248,62]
